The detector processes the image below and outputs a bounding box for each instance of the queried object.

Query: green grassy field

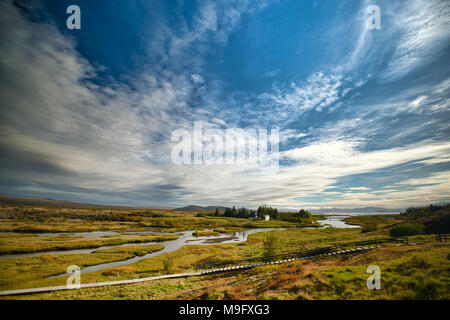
[0,233,177,255]
[0,204,448,299]
[0,244,164,290]
[0,205,315,233]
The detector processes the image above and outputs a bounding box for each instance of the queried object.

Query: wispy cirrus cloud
[382,0,450,81]
[0,0,277,206]
[0,0,448,210]
[261,72,347,119]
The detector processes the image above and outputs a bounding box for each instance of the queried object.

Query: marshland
[0,200,448,300]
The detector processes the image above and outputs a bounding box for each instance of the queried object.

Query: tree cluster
[256,205,279,219]
[223,206,255,218]
[298,209,311,218]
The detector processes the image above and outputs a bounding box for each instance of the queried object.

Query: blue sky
[0,0,449,209]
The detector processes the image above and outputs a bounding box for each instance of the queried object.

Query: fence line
[436,234,449,242]
[196,237,408,270]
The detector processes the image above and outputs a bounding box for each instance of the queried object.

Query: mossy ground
[0,233,176,255]
[0,244,164,290]
[3,240,448,300]
[0,206,448,300]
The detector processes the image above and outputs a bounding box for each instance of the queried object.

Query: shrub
[263,233,280,257]
[102,266,137,276]
[415,279,440,300]
[163,256,175,274]
[390,223,425,237]
[361,222,378,233]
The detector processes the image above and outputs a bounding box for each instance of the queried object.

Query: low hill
[310,206,400,214]
[0,194,169,210]
[401,204,450,234]
[174,205,228,212]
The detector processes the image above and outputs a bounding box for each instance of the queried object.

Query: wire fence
[436,233,449,242]
[196,237,409,271]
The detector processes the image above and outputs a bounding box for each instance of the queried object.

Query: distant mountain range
[174,205,228,212]
[174,205,401,214]
[0,194,403,214]
[309,207,401,214]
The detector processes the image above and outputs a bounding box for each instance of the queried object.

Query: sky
[0,0,449,210]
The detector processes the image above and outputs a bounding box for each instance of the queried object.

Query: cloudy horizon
[0,0,449,210]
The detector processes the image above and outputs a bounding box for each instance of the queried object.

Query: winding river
[0,216,359,277]
[316,216,360,228]
[46,228,280,278]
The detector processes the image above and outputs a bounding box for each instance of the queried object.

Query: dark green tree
[224,207,232,217]
[271,208,279,220]
[298,209,311,218]
[237,207,249,218]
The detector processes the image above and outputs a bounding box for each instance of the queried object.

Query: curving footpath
[0,272,203,296]
[0,245,377,296]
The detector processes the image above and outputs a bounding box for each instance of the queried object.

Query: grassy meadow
[0,203,448,299]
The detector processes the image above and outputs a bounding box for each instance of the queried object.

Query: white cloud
[0,0,449,210]
[0,0,278,206]
[282,139,450,176]
[280,129,308,143]
[382,0,450,80]
[261,72,346,121]
[409,96,428,109]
